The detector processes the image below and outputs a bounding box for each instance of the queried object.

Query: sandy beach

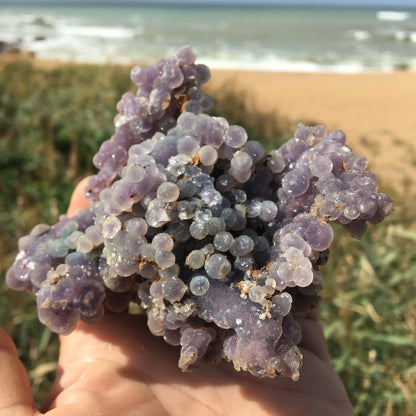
[210,70,415,198]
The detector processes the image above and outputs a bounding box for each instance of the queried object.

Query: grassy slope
[0,59,414,415]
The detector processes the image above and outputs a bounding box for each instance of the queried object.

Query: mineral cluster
[6,46,393,380]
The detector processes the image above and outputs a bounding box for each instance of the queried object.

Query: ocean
[0,4,415,72]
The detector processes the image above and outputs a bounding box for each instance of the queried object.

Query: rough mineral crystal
[6,46,393,380]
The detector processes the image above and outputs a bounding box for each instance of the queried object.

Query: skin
[0,179,355,416]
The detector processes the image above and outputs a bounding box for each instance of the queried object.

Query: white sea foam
[56,25,139,39]
[377,11,411,22]
[351,30,371,41]
[201,55,370,74]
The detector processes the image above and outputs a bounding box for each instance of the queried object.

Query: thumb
[0,328,36,415]
[66,177,91,218]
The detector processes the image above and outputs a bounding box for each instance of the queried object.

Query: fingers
[297,317,331,364]
[304,306,320,322]
[0,328,35,415]
[66,177,91,218]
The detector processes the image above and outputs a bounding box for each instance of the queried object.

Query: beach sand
[211,70,415,198]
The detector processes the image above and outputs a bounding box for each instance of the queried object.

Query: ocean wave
[199,55,385,74]
[1,6,415,73]
[377,11,411,22]
[56,25,139,40]
[348,30,371,41]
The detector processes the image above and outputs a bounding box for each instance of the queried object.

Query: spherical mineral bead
[199,94,214,112]
[234,255,255,271]
[310,155,333,177]
[177,112,198,132]
[125,217,148,236]
[204,254,231,280]
[272,292,292,316]
[228,189,247,204]
[242,141,266,164]
[101,215,122,239]
[176,201,194,220]
[246,200,262,218]
[150,280,164,299]
[138,262,157,279]
[29,223,51,238]
[259,200,278,222]
[152,233,174,252]
[162,277,187,302]
[267,149,285,173]
[280,233,312,257]
[168,222,190,242]
[185,99,202,114]
[213,231,234,252]
[159,263,180,279]
[76,235,93,253]
[176,45,196,66]
[199,186,222,206]
[59,221,77,238]
[220,208,237,227]
[230,235,254,257]
[162,63,184,89]
[201,243,215,255]
[145,206,170,228]
[47,238,69,258]
[189,275,210,296]
[154,250,176,270]
[185,250,206,269]
[84,225,104,246]
[125,164,145,183]
[193,208,212,222]
[177,136,200,155]
[207,217,225,235]
[215,174,235,193]
[229,152,252,183]
[195,63,211,84]
[282,168,311,197]
[254,235,269,251]
[177,179,197,199]
[224,125,248,148]
[55,263,70,276]
[141,244,156,261]
[293,265,314,287]
[248,285,267,304]
[230,151,252,172]
[303,220,334,251]
[189,220,209,240]
[199,145,218,165]
[64,230,83,249]
[157,182,180,203]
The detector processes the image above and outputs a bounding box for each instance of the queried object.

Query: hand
[0,179,355,416]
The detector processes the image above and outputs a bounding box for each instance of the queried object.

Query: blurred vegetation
[0,58,415,415]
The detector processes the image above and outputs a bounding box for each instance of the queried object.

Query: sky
[1,0,416,7]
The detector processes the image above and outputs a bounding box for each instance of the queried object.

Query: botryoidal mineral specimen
[6,46,393,381]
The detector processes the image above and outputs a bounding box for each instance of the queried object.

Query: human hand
[0,179,355,416]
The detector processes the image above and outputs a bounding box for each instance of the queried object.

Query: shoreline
[210,69,415,197]
[2,54,414,197]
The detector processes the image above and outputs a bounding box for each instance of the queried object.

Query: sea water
[0,4,415,72]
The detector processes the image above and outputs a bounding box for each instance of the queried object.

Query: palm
[39,313,352,416]
[0,180,354,415]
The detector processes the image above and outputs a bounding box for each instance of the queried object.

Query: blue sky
[2,0,416,6]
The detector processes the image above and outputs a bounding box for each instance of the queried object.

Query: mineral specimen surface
[6,46,393,381]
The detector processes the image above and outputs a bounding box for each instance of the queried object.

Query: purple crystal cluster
[6,46,393,380]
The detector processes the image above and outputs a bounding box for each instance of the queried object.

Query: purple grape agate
[6,46,393,380]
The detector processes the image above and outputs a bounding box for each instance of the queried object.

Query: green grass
[0,59,415,414]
